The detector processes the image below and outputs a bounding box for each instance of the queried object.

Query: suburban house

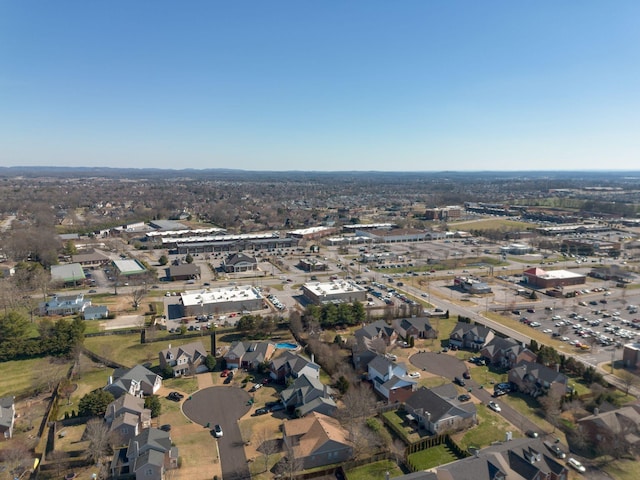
[0,396,15,440]
[404,387,477,435]
[393,317,438,340]
[367,355,416,403]
[105,365,163,399]
[432,437,569,480]
[280,374,337,417]
[354,319,398,346]
[282,412,353,470]
[508,361,569,398]
[168,263,201,281]
[351,335,380,371]
[480,337,537,369]
[83,305,109,320]
[39,294,92,316]
[159,341,209,377]
[111,428,179,480]
[105,394,152,444]
[222,253,258,273]
[448,322,494,351]
[577,404,640,455]
[224,341,276,370]
[269,351,320,382]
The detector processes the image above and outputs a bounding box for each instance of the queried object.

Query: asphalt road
[182,386,252,480]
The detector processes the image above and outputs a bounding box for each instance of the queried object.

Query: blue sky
[1,1,639,171]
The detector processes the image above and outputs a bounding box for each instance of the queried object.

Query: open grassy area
[346,460,404,480]
[456,404,521,450]
[407,444,459,470]
[602,457,640,480]
[0,357,69,397]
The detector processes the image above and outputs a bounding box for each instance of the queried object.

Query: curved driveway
[183,386,252,480]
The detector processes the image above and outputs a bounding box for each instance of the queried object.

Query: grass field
[0,357,70,398]
[346,460,404,480]
[407,444,459,471]
[456,404,521,450]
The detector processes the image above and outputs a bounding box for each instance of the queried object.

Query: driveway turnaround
[183,386,252,480]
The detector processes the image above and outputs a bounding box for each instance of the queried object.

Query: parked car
[249,383,263,392]
[567,458,586,473]
[462,371,471,379]
[160,424,171,432]
[488,401,501,412]
[167,392,184,402]
[544,440,566,459]
[457,394,471,402]
[213,424,223,438]
[526,430,539,438]
[253,407,269,416]
[454,377,465,386]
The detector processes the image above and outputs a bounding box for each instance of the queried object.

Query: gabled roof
[107,393,146,418]
[281,374,334,410]
[226,341,274,364]
[0,396,15,430]
[225,252,257,265]
[106,364,160,397]
[394,317,433,334]
[355,320,396,341]
[367,354,405,377]
[511,361,568,386]
[127,427,172,457]
[270,351,319,376]
[450,321,492,340]
[283,411,351,458]
[161,341,208,363]
[578,404,640,438]
[405,387,475,424]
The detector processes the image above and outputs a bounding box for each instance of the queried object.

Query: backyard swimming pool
[275,342,299,350]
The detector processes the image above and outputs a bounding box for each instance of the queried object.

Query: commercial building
[453,276,492,294]
[50,263,86,285]
[287,226,337,240]
[166,232,298,254]
[180,285,264,316]
[302,280,367,305]
[499,243,532,255]
[523,267,586,289]
[622,343,640,369]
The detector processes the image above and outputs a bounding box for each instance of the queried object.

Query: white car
[567,457,586,473]
[408,372,421,378]
[543,329,553,334]
[488,401,501,412]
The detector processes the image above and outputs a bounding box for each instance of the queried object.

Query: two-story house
[404,387,477,435]
[577,404,640,455]
[224,341,276,370]
[480,337,537,369]
[280,374,337,418]
[111,428,178,480]
[0,396,15,440]
[393,317,438,340]
[105,394,152,444]
[354,320,398,347]
[105,365,162,399]
[159,341,209,377]
[508,361,569,398]
[449,322,494,351]
[269,351,320,383]
[367,355,416,403]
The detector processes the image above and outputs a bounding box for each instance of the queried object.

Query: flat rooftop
[181,285,262,307]
[303,280,366,296]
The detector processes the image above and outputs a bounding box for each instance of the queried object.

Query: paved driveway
[183,386,252,480]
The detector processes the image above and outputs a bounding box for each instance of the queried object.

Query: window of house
[146,469,153,476]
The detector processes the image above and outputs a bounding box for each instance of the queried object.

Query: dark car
[463,371,471,379]
[160,424,172,432]
[526,430,539,438]
[253,407,269,416]
[454,377,465,386]
[458,394,471,402]
[167,392,184,402]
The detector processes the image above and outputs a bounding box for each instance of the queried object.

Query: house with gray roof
[111,427,178,480]
[168,262,201,281]
[84,305,109,320]
[449,321,494,351]
[280,374,337,417]
[159,341,209,377]
[0,396,15,440]
[577,404,640,455]
[480,336,537,369]
[105,365,162,399]
[393,317,437,340]
[351,335,380,371]
[354,319,398,346]
[404,387,477,435]
[224,341,276,370]
[39,293,91,316]
[367,354,416,403]
[105,394,151,444]
[508,361,569,398]
[269,351,320,382]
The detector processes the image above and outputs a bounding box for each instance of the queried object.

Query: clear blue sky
[1,1,639,171]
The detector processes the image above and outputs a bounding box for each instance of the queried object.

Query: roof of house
[226,341,275,365]
[430,383,459,401]
[106,364,160,397]
[72,250,110,264]
[271,351,319,376]
[107,393,146,417]
[283,411,351,458]
[394,317,433,334]
[84,305,109,316]
[128,427,172,456]
[578,404,640,440]
[435,438,567,480]
[160,341,208,364]
[450,322,492,340]
[355,319,396,341]
[281,374,335,409]
[169,263,201,276]
[510,361,568,387]
[0,396,15,430]
[368,354,407,378]
[405,387,476,424]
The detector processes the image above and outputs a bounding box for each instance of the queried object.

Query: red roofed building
[523,267,585,289]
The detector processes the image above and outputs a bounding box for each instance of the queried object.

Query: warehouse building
[523,267,586,289]
[180,285,264,316]
[302,280,367,305]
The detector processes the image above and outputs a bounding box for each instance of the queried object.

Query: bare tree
[538,390,563,433]
[618,369,639,395]
[256,428,280,473]
[276,444,303,480]
[337,382,377,426]
[129,285,148,311]
[0,440,32,480]
[84,418,111,465]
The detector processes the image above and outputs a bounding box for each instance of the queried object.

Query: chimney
[108,375,113,385]
[132,441,139,458]
[388,364,393,379]
[168,343,171,350]
[311,353,315,364]
[594,407,599,415]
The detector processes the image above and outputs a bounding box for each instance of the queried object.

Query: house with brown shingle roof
[159,341,209,377]
[480,337,537,369]
[508,361,569,398]
[577,404,640,455]
[282,412,353,469]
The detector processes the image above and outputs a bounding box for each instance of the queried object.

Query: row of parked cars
[267,294,286,310]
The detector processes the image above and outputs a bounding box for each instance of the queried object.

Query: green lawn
[346,460,404,480]
[602,457,640,480]
[163,376,199,394]
[407,444,458,470]
[381,410,421,443]
[0,357,70,398]
[457,404,521,450]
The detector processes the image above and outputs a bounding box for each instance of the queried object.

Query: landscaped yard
[407,444,459,471]
[381,410,421,443]
[346,459,404,480]
[455,404,521,450]
[0,357,69,397]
